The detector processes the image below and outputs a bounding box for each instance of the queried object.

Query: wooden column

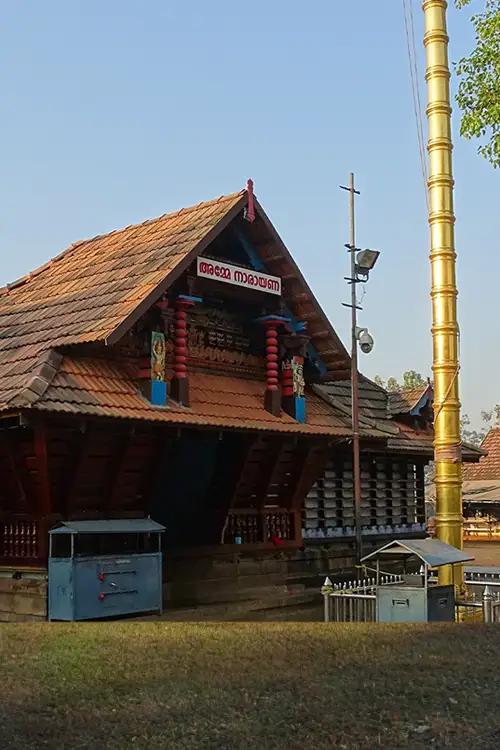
[33,419,52,562]
[257,315,289,416]
[64,423,92,517]
[104,428,134,514]
[1,433,27,506]
[170,295,201,407]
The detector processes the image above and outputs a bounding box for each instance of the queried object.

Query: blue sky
[2,1,498,426]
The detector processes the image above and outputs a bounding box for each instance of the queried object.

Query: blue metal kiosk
[48,518,165,621]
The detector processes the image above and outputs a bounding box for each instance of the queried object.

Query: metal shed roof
[49,519,165,535]
[361,538,474,568]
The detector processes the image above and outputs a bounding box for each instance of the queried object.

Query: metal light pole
[347,173,363,563]
[341,174,380,567]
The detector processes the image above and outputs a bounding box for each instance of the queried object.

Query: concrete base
[0,568,47,622]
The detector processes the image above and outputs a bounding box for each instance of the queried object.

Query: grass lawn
[1,623,500,750]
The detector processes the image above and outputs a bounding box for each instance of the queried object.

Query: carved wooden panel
[165,306,265,375]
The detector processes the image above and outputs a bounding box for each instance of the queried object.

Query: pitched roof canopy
[462,427,500,481]
[387,384,433,417]
[361,538,473,567]
[0,189,350,412]
[0,186,475,454]
[32,354,390,438]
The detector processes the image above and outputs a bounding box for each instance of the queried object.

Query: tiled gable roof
[31,355,389,438]
[462,428,500,481]
[0,188,352,412]
[387,385,432,416]
[315,377,389,422]
[0,191,246,410]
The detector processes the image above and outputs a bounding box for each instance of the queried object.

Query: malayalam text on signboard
[196,257,281,296]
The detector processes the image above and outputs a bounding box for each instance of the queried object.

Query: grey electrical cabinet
[48,519,165,621]
[377,582,455,623]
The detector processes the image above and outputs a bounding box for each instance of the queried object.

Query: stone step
[167,557,293,582]
[147,588,319,621]
[166,579,307,606]
[238,601,323,622]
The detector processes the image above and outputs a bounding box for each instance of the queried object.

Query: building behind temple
[0,184,481,618]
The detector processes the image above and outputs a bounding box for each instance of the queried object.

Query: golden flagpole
[423,0,463,586]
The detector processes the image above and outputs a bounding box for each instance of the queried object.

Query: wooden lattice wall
[303,455,426,534]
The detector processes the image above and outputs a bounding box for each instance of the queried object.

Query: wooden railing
[0,515,48,565]
[223,508,295,545]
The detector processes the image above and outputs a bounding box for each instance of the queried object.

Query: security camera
[356,327,374,354]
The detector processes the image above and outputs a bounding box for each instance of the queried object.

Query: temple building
[0,184,480,618]
[461,428,500,541]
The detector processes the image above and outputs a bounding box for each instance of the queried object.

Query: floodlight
[355,249,380,277]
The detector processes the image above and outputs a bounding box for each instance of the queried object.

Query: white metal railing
[322,575,500,624]
[321,575,403,622]
[484,589,500,623]
[456,586,500,623]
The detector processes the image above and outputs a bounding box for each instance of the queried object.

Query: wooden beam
[252,240,275,251]
[287,292,310,303]
[326,369,351,380]
[1,433,27,507]
[317,348,340,357]
[256,438,294,542]
[260,254,284,264]
[33,419,52,562]
[104,428,134,513]
[222,435,263,543]
[229,435,267,509]
[320,359,351,370]
[33,419,51,516]
[257,438,290,510]
[65,424,92,516]
[297,311,317,321]
[311,330,331,339]
[138,427,168,516]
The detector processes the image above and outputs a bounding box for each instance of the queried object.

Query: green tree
[455,0,500,167]
[374,370,427,392]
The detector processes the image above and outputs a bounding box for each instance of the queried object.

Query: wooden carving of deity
[151,331,166,381]
[291,356,305,398]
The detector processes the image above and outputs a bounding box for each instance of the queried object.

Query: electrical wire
[402,0,429,210]
[401,2,462,454]
[358,285,366,308]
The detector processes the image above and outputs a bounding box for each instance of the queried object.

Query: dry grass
[1,623,500,749]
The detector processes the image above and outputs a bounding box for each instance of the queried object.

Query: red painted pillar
[170,295,201,406]
[259,316,288,416]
